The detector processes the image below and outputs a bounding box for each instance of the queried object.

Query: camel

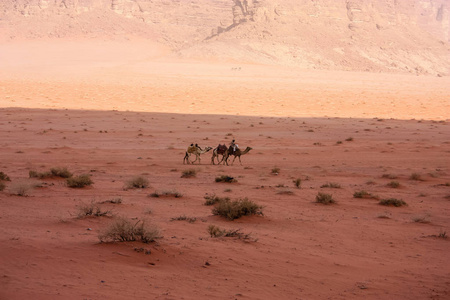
[223,146,252,166]
[183,145,213,164]
[211,144,228,165]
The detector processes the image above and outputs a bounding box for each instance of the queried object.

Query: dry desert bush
[212,198,263,220]
[9,180,37,196]
[293,178,302,188]
[98,217,160,243]
[67,174,93,188]
[29,167,73,179]
[320,182,341,188]
[204,194,230,206]
[215,175,237,183]
[149,190,183,198]
[0,181,5,191]
[171,215,197,223]
[181,169,197,178]
[409,173,424,181]
[379,198,407,207]
[124,176,149,189]
[387,181,400,188]
[353,190,378,199]
[207,225,254,241]
[315,192,336,204]
[76,202,112,218]
[0,172,11,181]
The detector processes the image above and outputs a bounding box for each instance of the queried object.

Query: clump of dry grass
[271,167,280,175]
[409,173,424,181]
[315,192,335,204]
[181,169,197,178]
[204,194,230,206]
[9,181,37,196]
[124,176,149,189]
[387,181,400,188]
[212,198,263,220]
[171,215,197,223]
[67,174,93,188]
[98,217,160,243]
[293,178,301,188]
[215,175,237,183]
[320,182,341,189]
[0,181,5,191]
[412,215,431,223]
[379,198,407,207]
[149,190,183,198]
[101,197,123,204]
[382,174,398,179]
[276,188,294,195]
[0,172,11,181]
[76,202,112,218]
[353,190,378,199]
[29,167,73,179]
[207,225,254,241]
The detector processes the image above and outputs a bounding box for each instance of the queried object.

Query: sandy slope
[1,39,450,299]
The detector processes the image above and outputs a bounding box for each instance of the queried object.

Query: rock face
[1,0,449,74]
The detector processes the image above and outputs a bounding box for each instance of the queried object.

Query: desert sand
[1,0,450,299]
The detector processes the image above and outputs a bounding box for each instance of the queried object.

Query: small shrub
[50,167,73,178]
[99,217,160,243]
[29,170,52,179]
[345,137,354,142]
[409,173,423,181]
[382,174,398,179]
[353,190,377,199]
[315,192,335,204]
[271,167,280,175]
[9,181,35,196]
[102,197,122,204]
[76,202,111,218]
[336,141,343,145]
[293,178,301,188]
[412,216,431,223]
[181,169,197,178]
[0,172,11,181]
[215,175,237,183]
[204,194,229,206]
[212,198,263,220]
[276,188,294,195]
[438,231,447,239]
[124,176,149,189]
[387,181,400,188]
[149,190,183,198]
[320,182,341,188]
[0,181,5,191]
[379,198,407,207]
[171,215,196,223]
[67,174,93,188]
[207,225,253,240]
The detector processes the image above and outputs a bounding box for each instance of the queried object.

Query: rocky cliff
[1,0,449,74]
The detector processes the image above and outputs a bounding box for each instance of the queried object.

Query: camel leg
[191,154,198,164]
[211,153,216,165]
[231,156,237,165]
[238,156,242,165]
[183,152,189,164]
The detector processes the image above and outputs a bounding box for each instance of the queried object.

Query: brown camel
[223,146,252,166]
[183,145,213,164]
[211,144,228,165]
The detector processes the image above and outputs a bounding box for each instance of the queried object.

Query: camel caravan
[183,140,252,165]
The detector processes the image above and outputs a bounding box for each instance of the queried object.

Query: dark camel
[223,146,252,166]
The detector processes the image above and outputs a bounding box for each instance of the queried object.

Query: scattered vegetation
[0,172,11,181]
[412,216,431,223]
[276,188,294,195]
[29,167,73,179]
[181,169,197,178]
[99,217,160,243]
[67,174,93,188]
[76,202,112,218]
[0,181,5,191]
[379,198,407,207]
[212,198,263,220]
[101,197,123,204]
[409,173,424,181]
[171,215,197,223]
[315,192,336,205]
[438,231,447,239]
[9,181,36,196]
[345,137,354,142]
[293,178,301,189]
[215,175,237,183]
[207,225,254,241]
[382,174,398,179]
[336,141,343,145]
[124,176,149,189]
[353,190,377,199]
[204,194,230,206]
[320,182,341,189]
[387,181,400,188]
[149,190,183,198]
[271,167,280,175]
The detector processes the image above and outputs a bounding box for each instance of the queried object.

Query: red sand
[1,39,450,299]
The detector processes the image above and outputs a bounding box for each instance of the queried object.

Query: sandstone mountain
[1,0,449,75]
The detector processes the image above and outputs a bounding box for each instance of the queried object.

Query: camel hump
[217,144,227,151]
[187,146,196,152]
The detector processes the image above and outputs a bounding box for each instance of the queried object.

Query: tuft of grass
[29,170,52,179]
[50,167,73,178]
[98,217,160,243]
[76,202,112,218]
[181,169,197,178]
[409,173,423,181]
[276,188,294,195]
[293,178,301,189]
[382,174,398,179]
[438,231,447,239]
[102,197,123,204]
[171,215,197,223]
[67,174,93,188]
[212,198,263,220]
[0,181,5,191]
[204,194,230,206]
[412,216,431,223]
[124,176,149,189]
[387,181,400,188]
[345,137,354,142]
[149,190,183,198]
[320,182,341,188]
[379,198,407,207]
[271,167,280,175]
[207,225,254,240]
[353,190,377,199]
[315,192,336,204]
[215,175,237,183]
[336,141,343,145]
[0,172,11,181]
[9,181,36,196]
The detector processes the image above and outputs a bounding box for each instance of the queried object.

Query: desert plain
[1,0,450,299]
